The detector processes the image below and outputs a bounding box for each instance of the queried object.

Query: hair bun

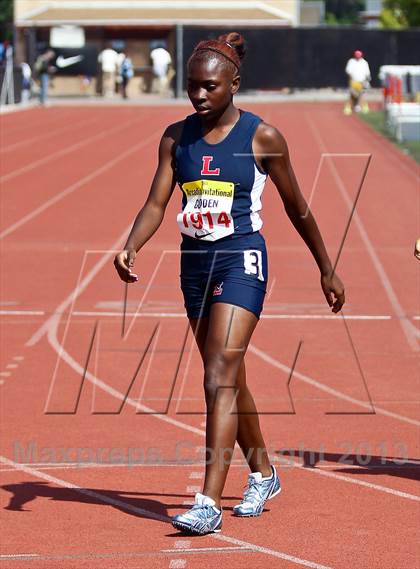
[218,32,246,62]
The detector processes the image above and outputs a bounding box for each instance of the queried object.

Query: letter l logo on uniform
[201,156,220,175]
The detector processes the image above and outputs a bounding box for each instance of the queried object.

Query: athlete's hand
[113,249,138,283]
[321,271,345,313]
[414,238,420,260]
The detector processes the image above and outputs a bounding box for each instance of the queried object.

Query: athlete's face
[187,58,240,117]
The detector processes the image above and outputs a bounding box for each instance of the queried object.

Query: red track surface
[0,103,419,569]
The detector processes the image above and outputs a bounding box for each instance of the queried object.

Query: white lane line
[2,309,413,321]
[72,311,393,321]
[189,472,203,479]
[0,458,417,474]
[169,560,186,568]
[0,456,334,569]
[0,116,141,183]
[261,314,392,320]
[0,455,169,522]
[0,310,45,315]
[248,343,420,428]
[297,463,420,502]
[306,115,419,352]
[0,372,11,377]
[0,463,244,473]
[12,356,24,361]
[174,541,191,549]
[186,486,201,493]
[6,364,18,369]
[0,117,98,154]
[211,535,333,569]
[0,554,39,558]
[164,547,250,553]
[0,124,162,240]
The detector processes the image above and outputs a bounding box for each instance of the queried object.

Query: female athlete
[114,32,345,535]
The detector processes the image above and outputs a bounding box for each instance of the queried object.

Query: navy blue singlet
[175,110,267,242]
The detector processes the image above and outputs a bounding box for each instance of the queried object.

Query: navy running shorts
[180,232,268,319]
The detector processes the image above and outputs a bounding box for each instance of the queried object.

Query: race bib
[177,179,235,241]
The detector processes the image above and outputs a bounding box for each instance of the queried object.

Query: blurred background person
[120,54,134,99]
[20,61,32,104]
[98,45,119,97]
[34,49,56,105]
[150,42,172,95]
[344,50,371,115]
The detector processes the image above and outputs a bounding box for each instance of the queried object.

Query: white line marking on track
[297,462,420,502]
[72,311,393,320]
[0,372,11,377]
[0,117,98,154]
[4,309,417,321]
[0,456,334,569]
[6,364,18,369]
[186,486,201,493]
[306,116,419,352]
[0,459,417,474]
[0,123,162,240]
[0,310,45,315]
[174,541,191,549]
[0,116,141,183]
[248,343,420,427]
[164,547,250,553]
[0,554,39,558]
[189,472,203,479]
[169,560,186,568]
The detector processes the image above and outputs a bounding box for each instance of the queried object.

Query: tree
[324,0,365,25]
[381,0,420,28]
[0,0,13,41]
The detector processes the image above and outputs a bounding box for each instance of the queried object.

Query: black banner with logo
[52,46,98,77]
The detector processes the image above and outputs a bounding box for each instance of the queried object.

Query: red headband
[192,39,241,69]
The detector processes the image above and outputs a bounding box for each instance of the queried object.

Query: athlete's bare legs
[189,303,272,508]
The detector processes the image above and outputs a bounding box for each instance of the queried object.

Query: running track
[0,103,419,568]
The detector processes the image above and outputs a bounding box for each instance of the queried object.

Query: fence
[179,26,420,91]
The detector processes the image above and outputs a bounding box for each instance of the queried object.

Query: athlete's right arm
[114,121,183,283]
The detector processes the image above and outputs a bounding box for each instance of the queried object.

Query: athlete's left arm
[254,123,345,313]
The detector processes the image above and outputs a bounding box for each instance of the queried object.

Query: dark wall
[182,27,420,90]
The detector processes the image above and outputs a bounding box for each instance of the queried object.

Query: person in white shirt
[150,45,172,94]
[20,62,32,104]
[344,50,371,114]
[98,47,119,97]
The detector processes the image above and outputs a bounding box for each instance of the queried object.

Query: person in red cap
[344,49,371,114]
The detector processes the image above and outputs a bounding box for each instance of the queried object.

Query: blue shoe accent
[172,492,222,535]
[233,465,281,517]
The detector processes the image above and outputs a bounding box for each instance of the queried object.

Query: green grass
[358,110,420,164]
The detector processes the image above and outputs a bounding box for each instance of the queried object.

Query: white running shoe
[233,465,281,517]
[172,492,222,535]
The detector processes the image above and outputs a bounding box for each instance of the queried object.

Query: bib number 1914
[183,211,231,230]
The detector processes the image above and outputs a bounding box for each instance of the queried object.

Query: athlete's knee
[203,352,238,399]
